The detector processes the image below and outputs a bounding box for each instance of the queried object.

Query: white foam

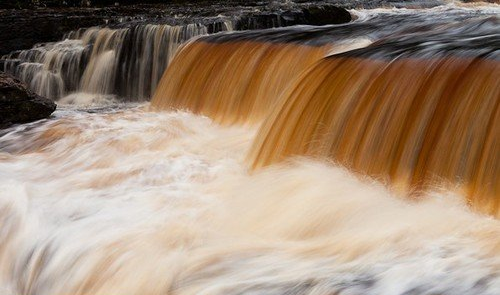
[0,105,498,295]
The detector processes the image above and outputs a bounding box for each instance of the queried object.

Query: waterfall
[1,21,233,101]
[0,3,499,295]
[78,28,128,95]
[151,15,499,217]
[2,39,86,99]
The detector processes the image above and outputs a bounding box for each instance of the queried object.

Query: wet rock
[0,3,354,56]
[235,6,351,31]
[303,5,352,26]
[0,7,133,56]
[0,72,56,127]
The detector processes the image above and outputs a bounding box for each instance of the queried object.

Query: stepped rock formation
[1,3,351,101]
[0,2,352,56]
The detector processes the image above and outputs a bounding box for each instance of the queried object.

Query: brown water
[0,2,499,295]
[1,106,499,295]
[151,41,331,124]
[249,55,499,217]
[152,4,500,217]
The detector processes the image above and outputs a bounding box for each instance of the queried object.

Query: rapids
[0,105,499,295]
[0,2,499,295]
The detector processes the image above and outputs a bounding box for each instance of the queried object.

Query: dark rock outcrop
[303,6,352,26]
[235,5,352,30]
[0,72,56,127]
[0,6,157,56]
[0,2,354,56]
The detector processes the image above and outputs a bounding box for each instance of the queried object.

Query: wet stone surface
[0,2,355,56]
[0,72,56,127]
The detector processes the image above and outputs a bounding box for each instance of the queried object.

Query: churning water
[0,2,499,295]
[0,105,498,295]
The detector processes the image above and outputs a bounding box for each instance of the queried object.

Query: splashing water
[0,105,498,295]
[1,3,499,295]
[152,5,500,217]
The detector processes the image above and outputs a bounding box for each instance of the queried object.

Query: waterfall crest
[0,3,500,294]
[151,14,499,217]
[151,38,330,124]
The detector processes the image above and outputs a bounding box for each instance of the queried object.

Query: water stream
[0,2,499,295]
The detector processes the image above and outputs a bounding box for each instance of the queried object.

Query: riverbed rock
[0,72,56,127]
[0,2,354,56]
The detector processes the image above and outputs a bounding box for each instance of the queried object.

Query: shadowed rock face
[0,1,353,101]
[0,0,459,56]
[0,5,174,56]
[0,2,354,55]
[0,72,56,127]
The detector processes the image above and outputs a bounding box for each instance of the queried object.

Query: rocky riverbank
[0,72,56,127]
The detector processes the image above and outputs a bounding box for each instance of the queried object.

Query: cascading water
[1,21,232,102]
[153,5,500,217]
[0,2,499,295]
[247,18,500,217]
[151,40,330,124]
[2,39,86,99]
[1,106,499,295]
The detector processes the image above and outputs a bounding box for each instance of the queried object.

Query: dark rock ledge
[0,2,354,56]
[0,72,56,128]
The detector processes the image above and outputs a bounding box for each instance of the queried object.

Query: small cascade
[79,28,128,95]
[1,21,232,101]
[116,23,212,100]
[2,39,87,99]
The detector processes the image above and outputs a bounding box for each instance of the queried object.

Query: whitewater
[0,104,498,295]
[0,2,499,294]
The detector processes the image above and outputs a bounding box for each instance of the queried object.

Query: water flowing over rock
[0,2,499,295]
[152,8,500,217]
[0,72,56,127]
[1,22,230,101]
[0,2,353,55]
[0,3,353,102]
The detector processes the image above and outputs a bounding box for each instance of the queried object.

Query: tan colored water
[0,106,498,295]
[1,23,226,101]
[1,3,499,294]
[152,35,499,218]
[249,56,499,217]
[151,41,330,124]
